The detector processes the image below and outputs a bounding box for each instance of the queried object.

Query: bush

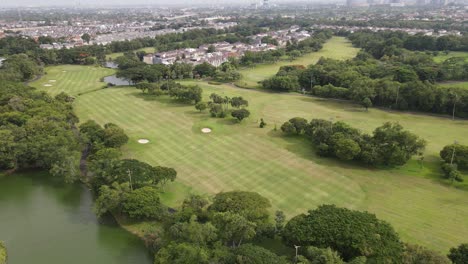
[122,186,164,219]
[231,109,250,122]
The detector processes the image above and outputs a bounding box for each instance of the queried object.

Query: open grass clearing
[32,64,468,253]
[106,47,156,60]
[235,37,360,89]
[433,51,468,63]
[438,81,468,89]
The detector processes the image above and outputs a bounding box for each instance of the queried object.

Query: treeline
[312,17,468,32]
[127,189,465,264]
[262,50,468,117]
[281,118,425,167]
[0,82,81,182]
[347,30,468,57]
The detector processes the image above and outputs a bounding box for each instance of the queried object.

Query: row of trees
[281,118,426,167]
[262,51,468,117]
[348,30,468,57]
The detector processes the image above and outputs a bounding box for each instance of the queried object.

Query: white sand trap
[43,84,53,87]
[49,80,56,82]
[138,139,150,144]
[201,128,212,134]
[62,71,67,72]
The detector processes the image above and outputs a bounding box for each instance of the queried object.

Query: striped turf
[31,65,468,252]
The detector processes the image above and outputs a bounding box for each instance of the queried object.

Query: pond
[104,75,131,86]
[105,61,119,69]
[0,173,152,264]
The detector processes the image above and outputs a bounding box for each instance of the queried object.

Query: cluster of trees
[116,52,241,84]
[0,54,42,82]
[195,93,250,122]
[78,120,177,220]
[263,50,468,117]
[0,82,81,182]
[139,190,464,263]
[136,81,202,104]
[281,118,426,167]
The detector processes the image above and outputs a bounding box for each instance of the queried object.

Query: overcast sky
[2,0,333,7]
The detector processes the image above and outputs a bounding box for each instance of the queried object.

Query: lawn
[433,51,468,63]
[438,81,468,89]
[235,37,359,89]
[106,47,156,60]
[32,65,115,96]
[32,63,468,253]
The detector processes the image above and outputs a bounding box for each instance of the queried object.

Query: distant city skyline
[2,0,338,7]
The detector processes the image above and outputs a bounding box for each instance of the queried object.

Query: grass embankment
[0,241,6,264]
[235,37,359,89]
[32,41,468,253]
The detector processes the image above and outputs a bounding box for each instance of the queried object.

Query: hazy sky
[3,0,330,7]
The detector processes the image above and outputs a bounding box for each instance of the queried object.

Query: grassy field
[31,63,468,252]
[236,37,359,88]
[438,81,468,89]
[34,65,115,96]
[433,51,468,63]
[106,47,156,60]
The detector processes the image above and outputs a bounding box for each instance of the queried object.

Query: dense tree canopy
[0,82,80,182]
[283,205,404,263]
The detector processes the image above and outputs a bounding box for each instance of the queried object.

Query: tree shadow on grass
[129,92,194,108]
[268,131,382,173]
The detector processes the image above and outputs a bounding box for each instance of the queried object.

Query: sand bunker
[138,139,150,144]
[43,84,53,87]
[49,80,56,82]
[62,71,67,73]
[201,128,212,134]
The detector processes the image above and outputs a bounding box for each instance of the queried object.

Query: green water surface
[0,173,152,264]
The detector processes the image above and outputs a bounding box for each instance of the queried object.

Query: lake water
[0,173,152,264]
[104,75,131,86]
